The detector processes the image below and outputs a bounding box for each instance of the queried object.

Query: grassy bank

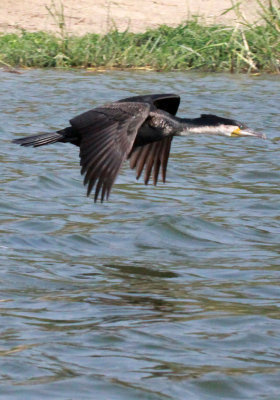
[0,1,279,73]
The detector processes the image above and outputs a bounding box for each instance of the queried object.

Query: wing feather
[161,137,172,182]
[144,142,157,185]
[152,141,162,185]
[81,133,116,175]
[73,102,151,201]
[135,145,151,180]
[129,137,173,186]
[119,94,180,116]
[81,132,116,177]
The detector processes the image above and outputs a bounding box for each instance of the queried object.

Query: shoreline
[1,1,279,74]
[1,20,279,74]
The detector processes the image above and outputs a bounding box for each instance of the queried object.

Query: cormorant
[13,93,265,202]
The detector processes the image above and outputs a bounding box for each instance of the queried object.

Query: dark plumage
[13,93,264,202]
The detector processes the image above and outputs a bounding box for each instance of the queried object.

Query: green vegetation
[0,0,279,73]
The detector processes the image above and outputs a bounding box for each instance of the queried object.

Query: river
[0,69,280,399]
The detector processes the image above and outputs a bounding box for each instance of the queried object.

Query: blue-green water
[0,70,280,399]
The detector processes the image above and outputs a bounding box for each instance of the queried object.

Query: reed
[0,0,279,73]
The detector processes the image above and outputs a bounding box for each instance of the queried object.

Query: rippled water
[1,69,280,399]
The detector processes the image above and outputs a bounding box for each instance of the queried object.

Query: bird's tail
[13,131,63,147]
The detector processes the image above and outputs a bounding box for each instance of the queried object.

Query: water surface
[0,70,280,399]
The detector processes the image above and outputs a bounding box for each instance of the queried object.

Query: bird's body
[13,93,264,202]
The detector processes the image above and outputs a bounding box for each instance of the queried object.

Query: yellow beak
[231,127,266,139]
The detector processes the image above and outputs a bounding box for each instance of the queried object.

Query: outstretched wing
[120,95,179,186]
[119,93,180,116]
[70,102,150,202]
[129,137,173,185]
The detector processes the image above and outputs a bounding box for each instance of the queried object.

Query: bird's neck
[175,116,217,136]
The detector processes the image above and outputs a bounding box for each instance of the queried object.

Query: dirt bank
[0,0,264,35]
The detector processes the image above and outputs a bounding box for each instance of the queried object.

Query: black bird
[13,93,265,202]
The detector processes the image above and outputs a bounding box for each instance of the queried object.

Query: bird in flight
[13,93,265,202]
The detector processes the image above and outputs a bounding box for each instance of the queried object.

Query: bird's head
[190,114,266,139]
